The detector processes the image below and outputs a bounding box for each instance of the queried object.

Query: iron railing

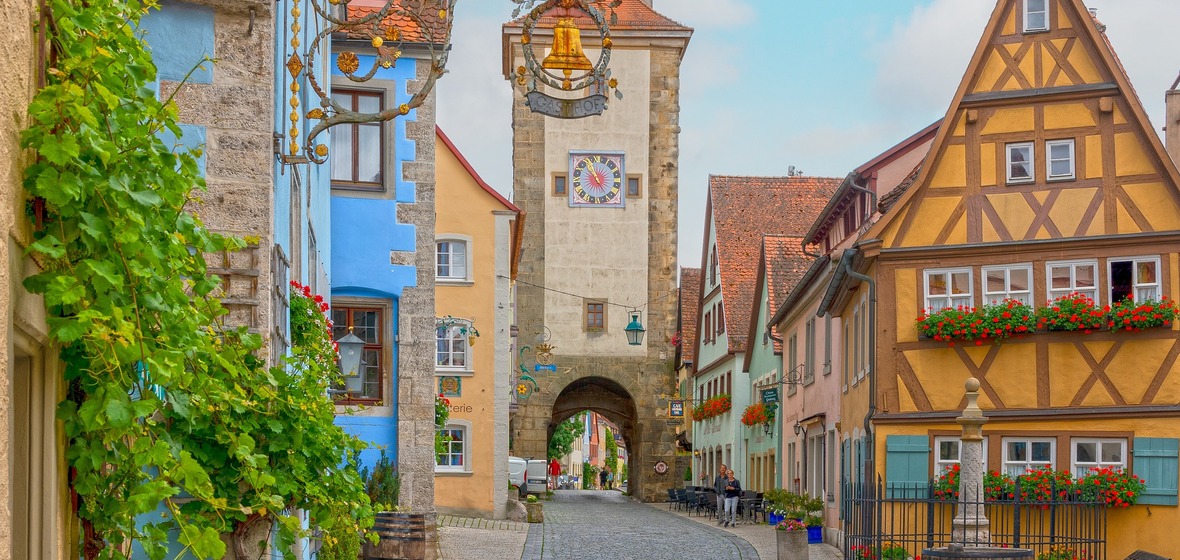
[843,477,1106,560]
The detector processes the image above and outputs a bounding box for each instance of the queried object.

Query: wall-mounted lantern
[624,312,646,346]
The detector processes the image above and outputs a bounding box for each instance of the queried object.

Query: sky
[436,0,1180,270]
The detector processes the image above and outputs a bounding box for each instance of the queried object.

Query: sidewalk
[436,514,528,560]
[648,502,844,560]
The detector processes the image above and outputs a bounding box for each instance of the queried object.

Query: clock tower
[502,1,691,503]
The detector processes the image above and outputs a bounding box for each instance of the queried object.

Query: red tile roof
[504,0,690,32]
[678,267,701,366]
[346,1,449,44]
[708,175,842,353]
[761,236,811,354]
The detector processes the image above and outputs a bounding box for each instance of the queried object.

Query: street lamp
[763,420,773,436]
[336,328,366,378]
[792,421,802,436]
[624,312,646,346]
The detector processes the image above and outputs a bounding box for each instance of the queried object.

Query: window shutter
[885,435,930,498]
[840,438,851,520]
[1133,437,1179,506]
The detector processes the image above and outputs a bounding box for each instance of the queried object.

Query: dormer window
[1024,0,1048,32]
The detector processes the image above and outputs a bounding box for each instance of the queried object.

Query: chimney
[1168,73,1180,168]
[1088,7,1107,32]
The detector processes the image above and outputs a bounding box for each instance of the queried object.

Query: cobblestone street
[525,490,758,560]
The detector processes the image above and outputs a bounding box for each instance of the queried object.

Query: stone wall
[395,58,439,556]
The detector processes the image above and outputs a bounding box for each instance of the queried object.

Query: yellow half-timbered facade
[825,1,1180,556]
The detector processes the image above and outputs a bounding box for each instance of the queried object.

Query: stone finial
[957,376,987,441]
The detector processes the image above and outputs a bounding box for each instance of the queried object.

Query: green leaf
[128,189,162,206]
[39,133,80,165]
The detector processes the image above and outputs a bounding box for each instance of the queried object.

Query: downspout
[839,248,877,484]
[849,178,877,220]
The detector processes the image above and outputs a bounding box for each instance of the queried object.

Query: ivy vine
[22,0,371,557]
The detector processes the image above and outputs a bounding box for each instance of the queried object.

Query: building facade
[826,1,1180,556]
[433,127,521,519]
[502,0,691,503]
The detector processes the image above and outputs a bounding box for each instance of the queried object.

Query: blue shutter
[1133,437,1179,506]
[840,438,851,520]
[885,435,930,498]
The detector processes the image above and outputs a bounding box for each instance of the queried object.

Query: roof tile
[505,0,690,32]
[761,236,812,354]
[679,267,701,365]
[710,175,842,353]
[346,1,448,44]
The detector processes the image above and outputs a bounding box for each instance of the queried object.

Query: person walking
[598,467,608,490]
[722,469,742,527]
[549,457,561,490]
[713,463,728,522]
[606,469,614,490]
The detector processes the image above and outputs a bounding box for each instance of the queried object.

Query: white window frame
[1024,0,1049,32]
[851,306,860,387]
[1046,139,1076,181]
[436,235,473,283]
[435,419,472,473]
[1002,437,1056,478]
[1108,256,1161,303]
[982,264,1034,306]
[859,299,869,382]
[1046,260,1099,303]
[435,321,473,374]
[787,333,798,396]
[924,268,974,312]
[935,436,989,475]
[1006,142,1035,184]
[1070,438,1127,478]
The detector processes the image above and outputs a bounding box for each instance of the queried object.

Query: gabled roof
[346,1,449,45]
[678,267,701,367]
[864,0,1180,246]
[877,162,924,214]
[503,0,690,32]
[707,175,841,353]
[436,126,521,214]
[741,236,811,370]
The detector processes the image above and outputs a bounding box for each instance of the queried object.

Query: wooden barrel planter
[363,512,426,560]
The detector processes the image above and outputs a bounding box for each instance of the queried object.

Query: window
[1110,257,1160,303]
[935,436,989,474]
[716,302,725,336]
[698,308,707,344]
[859,300,869,379]
[1024,0,1048,32]
[436,421,471,472]
[842,322,850,391]
[1003,437,1055,477]
[1007,142,1034,183]
[331,306,384,401]
[852,306,861,384]
[983,264,1033,305]
[710,246,718,287]
[804,318,816,385]
[586,300,606,332]
[925,268,973,311]
[626,175,641,198]
[725,372,731,395]
[788,334,798,396]
[1072,438,1126,478]
[436,322,472,372]
[823,315,832,376]
[436,239,470,281]
[553,174,568,196]
[1047,260,1098,301]
[1047,139,1075,180]
[331,89,384,189]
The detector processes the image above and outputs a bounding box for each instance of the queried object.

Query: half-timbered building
[822,1,1180,555]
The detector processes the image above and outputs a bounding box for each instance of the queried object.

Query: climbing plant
[605,430,619,479]
[22,0,371,557]
[548,413,585,460]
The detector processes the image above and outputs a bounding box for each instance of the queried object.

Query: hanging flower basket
[741,402,775,427]
[691,394,731,421]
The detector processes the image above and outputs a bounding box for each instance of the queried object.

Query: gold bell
[542,17,593,78]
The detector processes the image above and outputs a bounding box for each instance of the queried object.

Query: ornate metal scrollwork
[285,0,456,163]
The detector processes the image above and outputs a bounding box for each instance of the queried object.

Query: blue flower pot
[768,512,783,526]
[807,525,822,544]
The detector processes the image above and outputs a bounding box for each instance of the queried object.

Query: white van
[525,459,548,495]
[508,456,526,489]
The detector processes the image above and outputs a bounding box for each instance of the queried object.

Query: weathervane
[511,0,623,119]
[283,0,456,164]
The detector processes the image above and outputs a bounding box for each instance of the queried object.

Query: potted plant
[800,496,825,544]
[763,488,790,525]
[525,494,544,523]
[775,518,809,560]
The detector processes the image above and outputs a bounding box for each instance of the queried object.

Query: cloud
[870,0,992,116]
[655,0,755,29]
[436,12,516,197]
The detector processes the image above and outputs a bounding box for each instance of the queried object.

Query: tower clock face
[569,152,625,207]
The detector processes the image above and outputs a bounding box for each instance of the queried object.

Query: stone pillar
[952,377,989,546]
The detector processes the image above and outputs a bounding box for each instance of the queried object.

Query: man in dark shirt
[713,463,727,523]
[722,469,742,527]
